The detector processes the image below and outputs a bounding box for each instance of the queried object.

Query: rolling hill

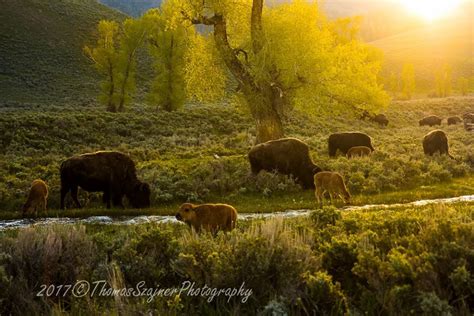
[99,0,161,17]
[370,8,473,90]
[0,0,125,103]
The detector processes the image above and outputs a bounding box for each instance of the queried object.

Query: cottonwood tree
[85,19,147,112]
[435,63,452,98]
[145,4,191,111]
[173,0,389,143]
[401,63,415,100]
[84,21,120,112]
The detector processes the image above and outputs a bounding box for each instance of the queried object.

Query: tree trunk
[190,0,286,143]
[107,60,116,112]
[254,107,284,144]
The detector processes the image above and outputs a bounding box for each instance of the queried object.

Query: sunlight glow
[399,0,463,21]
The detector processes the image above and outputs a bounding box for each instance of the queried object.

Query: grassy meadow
[1,97,473,218]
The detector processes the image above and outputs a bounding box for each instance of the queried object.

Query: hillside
[99,0,161,16]
[370,10,473,89]
[0,0,125,103]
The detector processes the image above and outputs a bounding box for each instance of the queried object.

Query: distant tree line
[385,62,471,100]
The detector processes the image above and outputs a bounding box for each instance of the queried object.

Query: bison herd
[21,111,473,233]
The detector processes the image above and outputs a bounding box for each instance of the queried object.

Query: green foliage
[144,5,190,111]
[84,18,147,111]
[401,63,415,99]
[0,202,472,314]
[0,225,97,315]
[457,76,469,96]
[435,63,453,98]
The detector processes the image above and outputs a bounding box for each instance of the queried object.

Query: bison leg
[60,186,69,210]
[315,187,324,207]
[329,192,335,205]
[102,191,111,209]
[70,186,81,208]
[112,194,124,208]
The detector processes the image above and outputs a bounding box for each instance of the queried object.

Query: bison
[360,111,389,126]
[176,203,237,233]
[346,146,372,158]
[248,138,322,189]
[463,113,474,131]
[314,171,351,207]
[60,151,150,209]
[419,115,442,127]
[328,132,374,157]
[447,116,462,125]
[23,179,48,216]
[422,130,454,159]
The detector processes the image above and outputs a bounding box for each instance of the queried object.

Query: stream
[1,195,473,231]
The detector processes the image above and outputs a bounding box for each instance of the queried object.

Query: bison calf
[328,132,374,157]
[248,137,322,189]
[347,146,372,158]
[23,179,48,216]
[176,203,237,233]
[419,115,442,127]
[422,130,454,159]
[314,172,351,207]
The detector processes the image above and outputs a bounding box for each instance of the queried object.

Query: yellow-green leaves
[401,63,416,100]
[84,19,147,112]
[184,34,227,103]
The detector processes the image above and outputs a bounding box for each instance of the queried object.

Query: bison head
[127,182,151,208]
[175,203,197,224]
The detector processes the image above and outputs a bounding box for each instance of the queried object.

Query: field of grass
[0,97,472,218]
[0,201,472,314]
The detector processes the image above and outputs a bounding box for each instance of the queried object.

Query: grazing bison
[60,151,150,209]
[422,130,454,159]
[419,115,442,127]
[360,111,388,126]
[347,146,372,158]
[176,203,237,233]
[447,116,462,125]
[248,138,322,189]
[463,113,474,131]
[328,132,374,157]
[314,171,351,206]
[23,179,48,216]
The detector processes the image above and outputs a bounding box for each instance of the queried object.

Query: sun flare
[399,0,463,21]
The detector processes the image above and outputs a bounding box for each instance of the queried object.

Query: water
[1,195,472,231]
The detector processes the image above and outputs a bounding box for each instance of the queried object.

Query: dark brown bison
[419,115,442,127]
[60,151,150,209]
[248,138,322,189]
[422,130,454,159]
[328,132,374,157]
[372,114,389,126]
[360,111,388,126]
[447,116,462,125]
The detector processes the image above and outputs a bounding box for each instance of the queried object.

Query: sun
[399,0,463,21]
